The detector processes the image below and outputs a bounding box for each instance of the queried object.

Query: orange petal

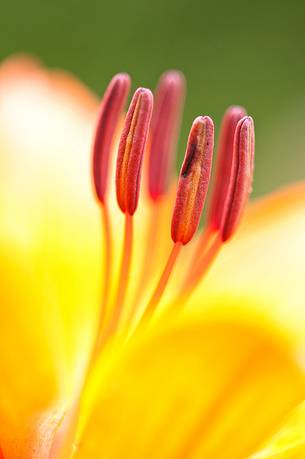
[0,56,100,457]
[74,311,305,459]
[249,401,305,459]
[188,182,305,346]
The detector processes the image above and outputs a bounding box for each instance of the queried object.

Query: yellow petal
[249,401,305,459]
[75,309,305,459]
[189,182,305,345]
[0,56,100,456]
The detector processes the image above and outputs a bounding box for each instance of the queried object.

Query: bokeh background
[1,0,304,196]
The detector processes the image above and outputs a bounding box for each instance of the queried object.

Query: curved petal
[249,401,305,459]
[0,56,101,456]
[75,310,305,459]
[188,182,305,346]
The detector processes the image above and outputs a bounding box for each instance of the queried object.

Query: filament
[126,202,163,327]
[90,204,113,356]
[136,242,182,329]
[100,204,112,320]
[176,232,222,308]
[186,226,214,276]
[108,213,134,337]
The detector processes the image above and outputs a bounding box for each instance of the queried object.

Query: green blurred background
[0,0,304,196]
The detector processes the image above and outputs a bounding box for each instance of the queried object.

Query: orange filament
[180,232,222,301]
[126,202,164,327]
[184,227,216,288]
[197,226,215,251]
[99,204,112,326]
[86,215,133,381]
[86,205,114,359]
[106,213,134,339]
[136,242,182,329]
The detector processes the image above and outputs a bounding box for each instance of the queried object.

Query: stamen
[116,87,154,215]
[91,74,130,347]
[208,106,247,231]
[220,116,255,241]
[126,71,185,327]
[171,116,214,244]
[183,106,247,288]
[148,70,185,200]
[136,116,214,329]
[178,115,255,302]
[92,73,131,203]
[104,88,153,339]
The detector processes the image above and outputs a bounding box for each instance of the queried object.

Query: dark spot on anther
[182,143,197,177]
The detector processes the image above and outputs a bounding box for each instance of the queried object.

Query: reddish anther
[116,88,153,215]
[221,116,255,241]
[171,116,214,245]
[92,73,131,203]
[208,106,247,230]
[148,71,185,200]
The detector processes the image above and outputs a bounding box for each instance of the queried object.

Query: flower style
[0,56,305,459]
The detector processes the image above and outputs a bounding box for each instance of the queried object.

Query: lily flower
[0,55,305,459]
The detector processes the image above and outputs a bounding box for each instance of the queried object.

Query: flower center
[91,72,255,355]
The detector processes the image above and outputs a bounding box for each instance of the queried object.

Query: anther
[221,116,255,241]
[171,116,214,245]
[148,71,185,200]
[176,115,254,302]
[93,73,131,203]
[208,106,247,230]
[116,87,153,215]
